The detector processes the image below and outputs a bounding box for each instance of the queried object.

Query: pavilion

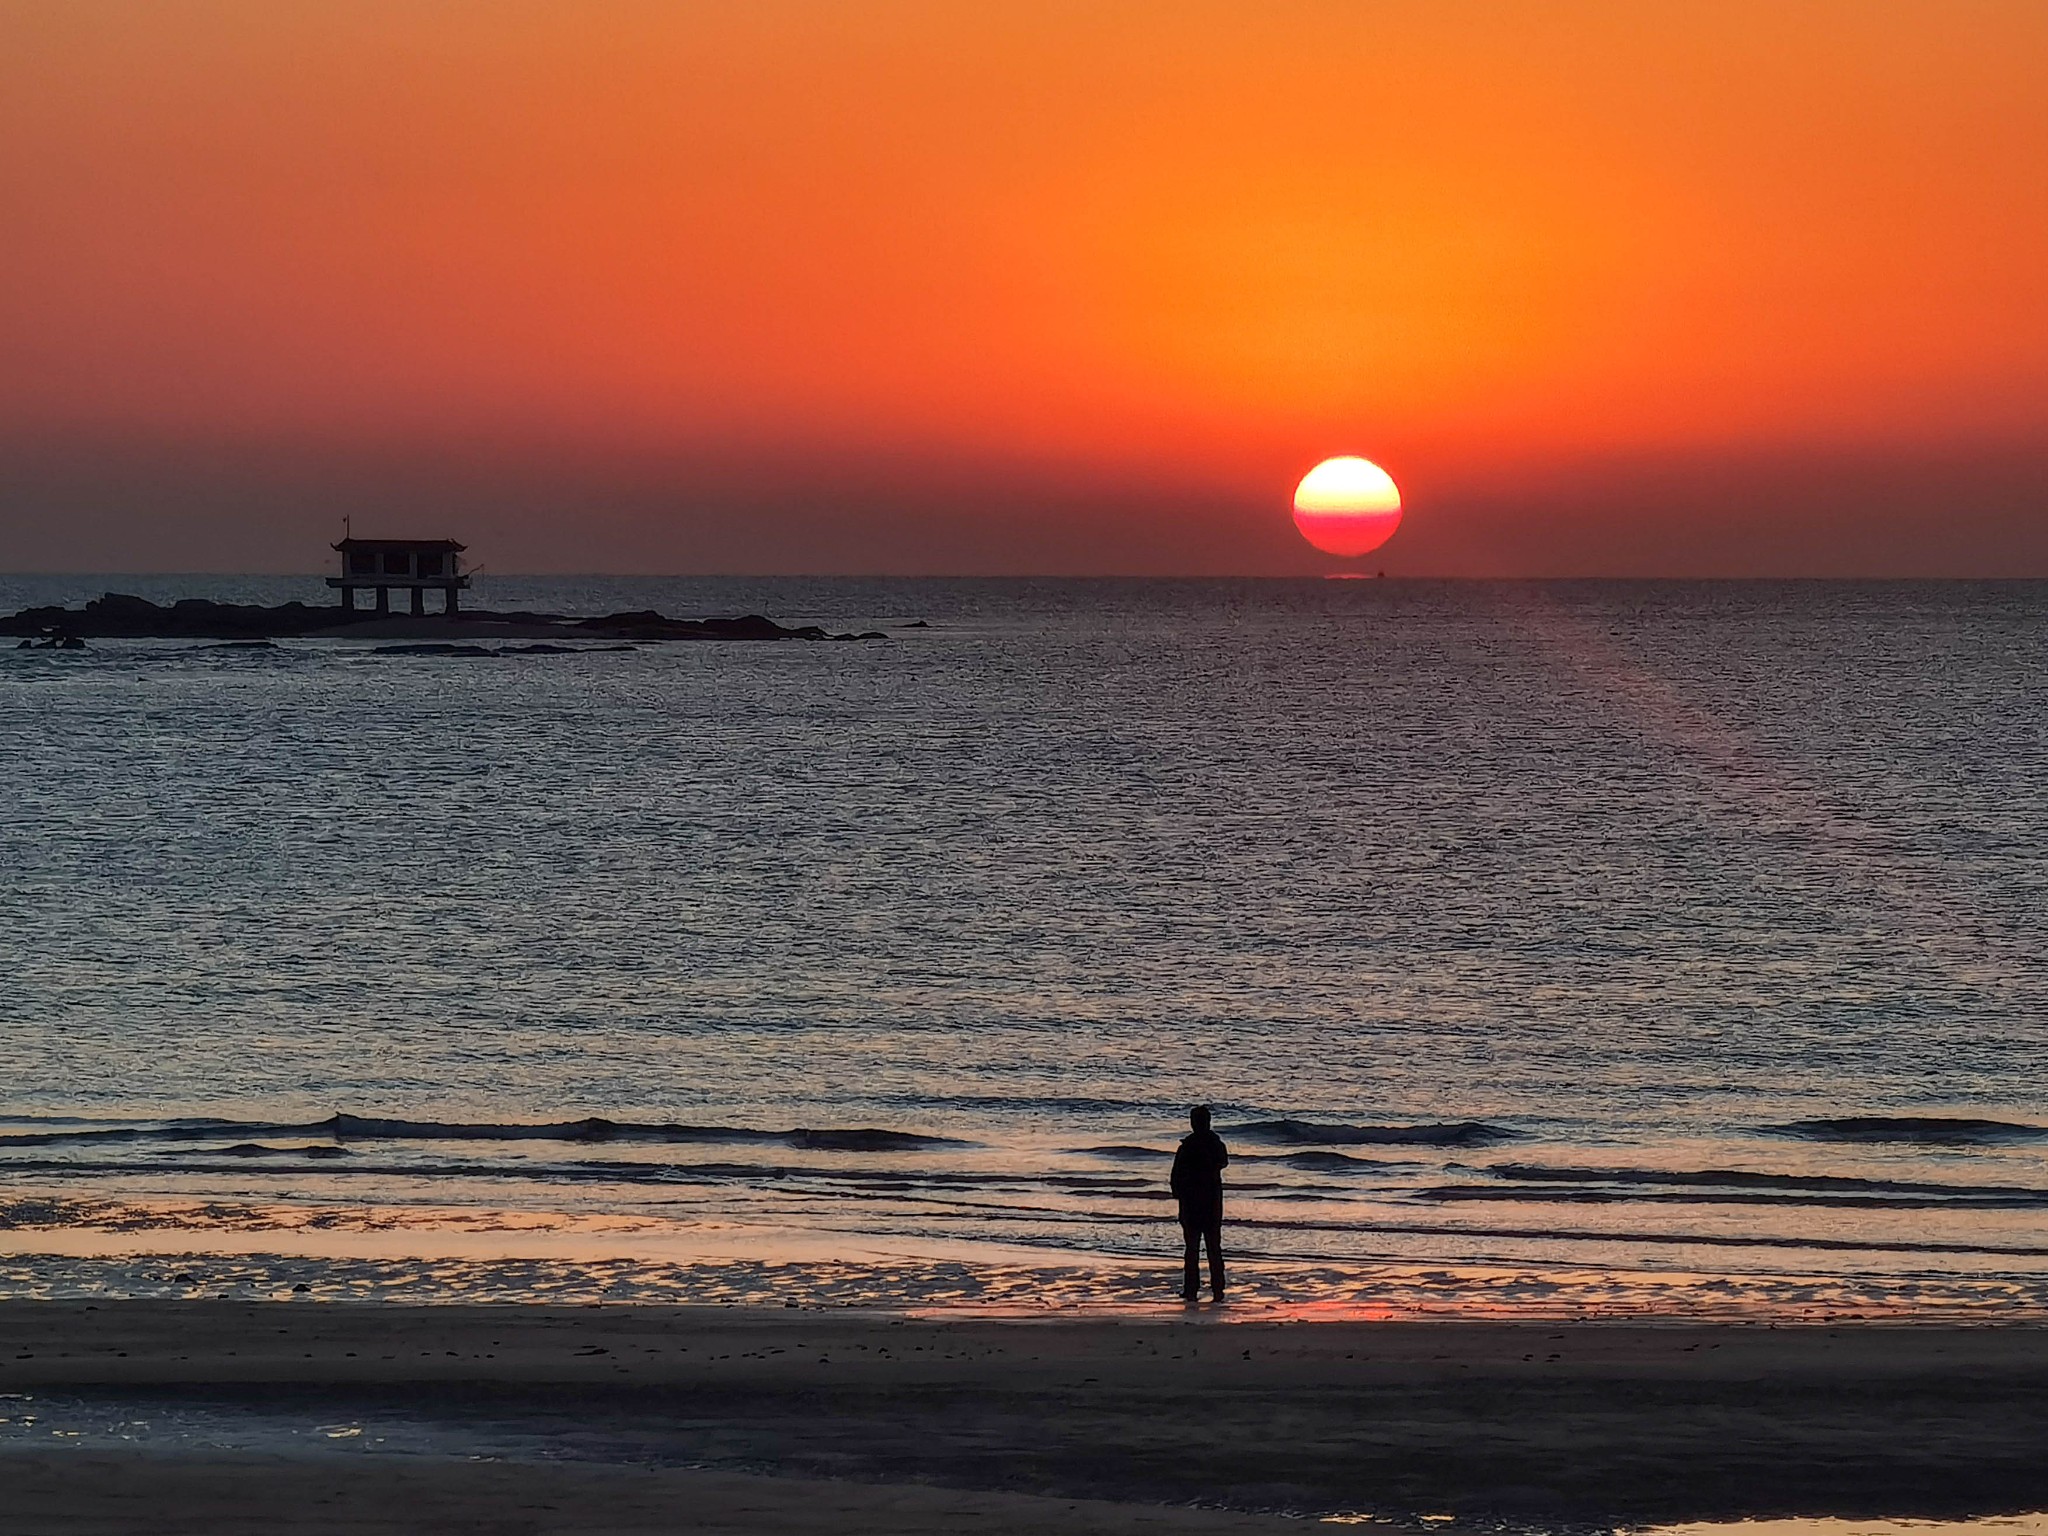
[328,538,471,616]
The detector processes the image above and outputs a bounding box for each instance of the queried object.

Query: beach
[5,1303,2048,1531]
[10,0,2048,1515]
[0,1456,1293,1536]
[7,579,2048,1528]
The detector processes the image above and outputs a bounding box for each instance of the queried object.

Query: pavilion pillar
[375,587,389,614]
[341,586,355,614]
[411,587,426,616]
[445,585,461,616]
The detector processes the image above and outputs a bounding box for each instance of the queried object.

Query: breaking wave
[1417,1162,2048,1210]
[1069,1145,1167,1162]
[0,1156,1025,1191]
[0,1114,972,1153]
[1276,1150,1403,1171]
[1761,1116,2048,1146]
[1485,1162,2048,1197]
[1233,1119,1520,1148]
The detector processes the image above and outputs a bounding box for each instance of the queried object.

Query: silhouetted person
[1171,1105,1227,1300]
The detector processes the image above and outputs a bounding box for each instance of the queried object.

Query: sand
[0,1455,1292,1536]
[4,1303,2047,1533]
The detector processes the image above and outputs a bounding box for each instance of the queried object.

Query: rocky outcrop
[0,594,887,644]
[3,593,333,639]
[576,610,831,642]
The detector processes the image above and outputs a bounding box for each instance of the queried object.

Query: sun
[1292,457,1403,557]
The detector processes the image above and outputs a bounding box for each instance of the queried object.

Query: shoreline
[5,1183,2046,1320]
[9,1237,2048,1322]
[5,1303,2048,1528]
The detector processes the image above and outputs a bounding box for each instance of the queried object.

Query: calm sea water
[3,575,2046,1315]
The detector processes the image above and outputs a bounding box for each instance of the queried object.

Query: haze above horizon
[3,1,2046,576]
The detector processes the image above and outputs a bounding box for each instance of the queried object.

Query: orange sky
[3,0,2046,574]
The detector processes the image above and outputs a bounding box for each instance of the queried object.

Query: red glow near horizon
[4,4,2048,574]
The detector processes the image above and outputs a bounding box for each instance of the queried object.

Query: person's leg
[1206,1219,1225,1298]
[1182,1223,1201,1298]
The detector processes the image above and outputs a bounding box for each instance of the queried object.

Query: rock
[701,613,818,641]
[89,592,162,617]
[579,610,826,642]
[499,643,637,655]
[371,643,503,657]
[1,594,863,644]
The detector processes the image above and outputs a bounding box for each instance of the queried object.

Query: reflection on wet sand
[5,1306,2048,1531]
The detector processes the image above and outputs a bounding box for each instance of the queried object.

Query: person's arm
[1170,1143,1189,1199]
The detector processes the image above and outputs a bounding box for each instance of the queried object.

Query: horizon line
[8,570,2048,585]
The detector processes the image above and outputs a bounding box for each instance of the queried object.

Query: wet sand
[4,1303,2047,1532]
[0,1455,1292,1536]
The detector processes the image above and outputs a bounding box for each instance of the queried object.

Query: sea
[3,574,2046,1318]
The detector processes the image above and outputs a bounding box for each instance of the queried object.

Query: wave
[0,1116,261,1147]
[898,1094,1162,1115]
[1233,1118,1519,1148]
[1069,1145,1166,1161]
[1761,1116,2048,1146]
[1425,1186,2048,1211]
[1414,1161,2048,1210]
[217,1143,352,1159]
[1276,1150,1402,1172]
[0,1114,973,1153]
[324,1115,972,1152]
[1487,1162,2048,1199]
[0,1155,1009,1190]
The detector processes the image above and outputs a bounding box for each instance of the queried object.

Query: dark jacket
[1170,1128,1228,1224]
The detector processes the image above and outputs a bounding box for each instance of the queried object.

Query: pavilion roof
[332,537,466,552]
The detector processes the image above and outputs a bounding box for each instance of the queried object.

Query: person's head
[1190,1105,1212,1132]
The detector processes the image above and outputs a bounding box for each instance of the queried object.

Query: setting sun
[1292,457,1403,557]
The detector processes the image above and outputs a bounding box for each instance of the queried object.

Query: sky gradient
[4,1,2047,575]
